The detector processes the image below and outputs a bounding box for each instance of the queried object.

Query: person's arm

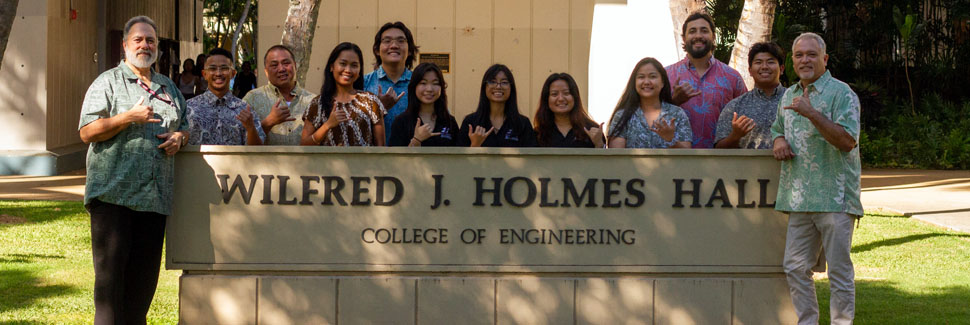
[770,91,794,160]
[301,104,348,145]
[373,119,386,146]
[236,106,263,145]
[608,137,626,148]
[261,100,295,135]
[783,89,856,152]
[80,97,160,144]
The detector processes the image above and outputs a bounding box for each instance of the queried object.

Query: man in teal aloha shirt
[78,16,188,324]
[770,32,862,325]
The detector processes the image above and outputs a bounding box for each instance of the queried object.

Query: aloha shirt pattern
[187,90,265,145]
[242,83,315,145]
[608,102,693,148]
[714,84,786,149]
[666,55,747,148]
[770,70,863,216]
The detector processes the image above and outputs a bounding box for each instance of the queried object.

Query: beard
[125,48,158,69]
[683,38,713,59]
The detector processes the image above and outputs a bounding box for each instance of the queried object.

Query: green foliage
[861,94,970,169]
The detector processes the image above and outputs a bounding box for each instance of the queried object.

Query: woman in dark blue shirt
[457,64,537,147]
[533,73,605,148]
[388,63,459,146]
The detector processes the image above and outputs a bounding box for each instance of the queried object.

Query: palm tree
[669,0,709,60]
[729,0,778,90]
[282,0,322,87]
[0,0,20,72]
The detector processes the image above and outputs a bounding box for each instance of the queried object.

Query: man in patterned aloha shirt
[78,16,188,324]
[666,11,747,148]
[243,45,316,145]
[771,32,862,325]
[187,48,264,145]
[714,42,786,149]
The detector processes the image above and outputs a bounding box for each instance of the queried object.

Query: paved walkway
[2,168,968,232]
[861,169,970,233]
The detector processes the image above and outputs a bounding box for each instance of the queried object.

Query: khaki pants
[783,212,856,325]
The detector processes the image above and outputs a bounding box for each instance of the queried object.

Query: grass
[2,200,969,323]
[0,200,178,324]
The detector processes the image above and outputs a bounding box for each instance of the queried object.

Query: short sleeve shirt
[608,102,693,149]
[714,84,786,149]
[78,62,189,215]
[187,90,265,145]
[769,71,862,216]
[242,83,315,145]
[364,67,411,144]
[303,92,386,146]
[665,56,747,148]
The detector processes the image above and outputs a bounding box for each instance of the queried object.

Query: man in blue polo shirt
[363,21,419,144]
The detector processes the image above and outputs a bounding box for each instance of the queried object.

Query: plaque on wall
[419,53,451,73]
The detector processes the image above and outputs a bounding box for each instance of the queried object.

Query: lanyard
[137,79,177,110]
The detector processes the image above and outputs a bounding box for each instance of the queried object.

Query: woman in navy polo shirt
[457,64,537,147]
[388,63,459,146]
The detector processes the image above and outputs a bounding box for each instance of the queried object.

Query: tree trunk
[281,0,322,87]
[0,0,20,72]
[729,0,778,90]
[231,0,253,61]
[669,0,709,60]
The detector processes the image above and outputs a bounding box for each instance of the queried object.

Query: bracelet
[311,133,320,144]
[412,137,421,143]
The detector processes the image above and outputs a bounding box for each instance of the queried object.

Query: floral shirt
[608,102,693,148]
[187,90,265,145]
[666,55,747,148]
[714,84,786,149]
[303,92,386,146]
[770,71,862,216]
[364,66,411,144]
[78,62,188,215]
[242,83,315,145]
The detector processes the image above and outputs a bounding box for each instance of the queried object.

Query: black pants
[87,199,167,325]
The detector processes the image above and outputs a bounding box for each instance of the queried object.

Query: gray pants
[783,212,856,325]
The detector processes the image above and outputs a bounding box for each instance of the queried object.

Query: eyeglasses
[486,80,511,88]
[204,66,233,73]
[381,37,407,45]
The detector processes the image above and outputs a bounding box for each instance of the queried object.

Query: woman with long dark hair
[388,63,459,146]
[607,57,692,148]
[457,64,537,147]
[533,73,605,148]
[301,42,386,146]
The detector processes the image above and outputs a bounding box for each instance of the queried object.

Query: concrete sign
[168,147,796,324]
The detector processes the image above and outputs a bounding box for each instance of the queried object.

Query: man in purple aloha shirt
[666,11,747,148]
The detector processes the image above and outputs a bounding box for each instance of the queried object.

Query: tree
[669,0,708,59]
[231,0,253,61]
[0,0,19,72]
[728,0,777,89]
[281,0,321,87]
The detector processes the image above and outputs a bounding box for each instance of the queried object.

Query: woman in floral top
[301,42,386,146]
[607,57,692,148]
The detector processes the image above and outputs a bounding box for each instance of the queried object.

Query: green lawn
[0,200,178,324]
[1,200,969,324]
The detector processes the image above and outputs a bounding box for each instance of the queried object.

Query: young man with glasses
[364,21,420,144]
[187,48,265,145]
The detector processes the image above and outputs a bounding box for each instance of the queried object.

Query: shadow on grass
[0,269,80,314]
[851,233,970,254]
[0,200,86,224]
[0,253,65,264]
[815,279,970,324]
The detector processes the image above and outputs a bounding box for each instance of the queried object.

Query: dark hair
[123,16,158,41]
[608,57,673,138]
[681,11,715,39]
[206,48,234,66]
[372,22,419,69]
[403,63,452,123]
[747,42,785,67]
[533,73,597,146]
[263,44,296,66]
[469,64,526,130]
[318,42,365,119]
